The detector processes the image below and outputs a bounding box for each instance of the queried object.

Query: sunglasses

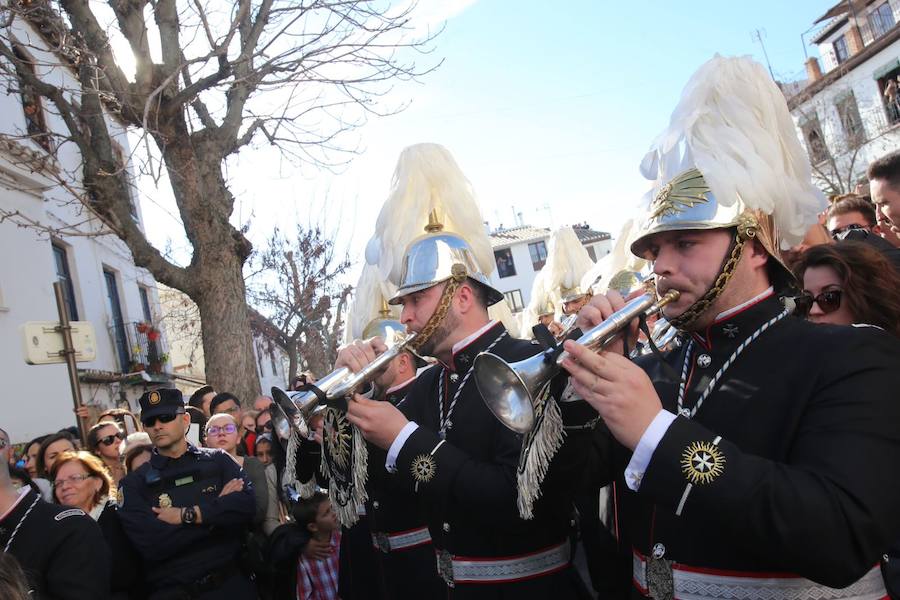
[141,413,179,427]
[99,432,126,446]
[259,421,273,432]
[794,290,843,317]
[207,424,237,436]
[830,223,870,240]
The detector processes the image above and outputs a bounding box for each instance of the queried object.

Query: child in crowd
[293,492,341,600]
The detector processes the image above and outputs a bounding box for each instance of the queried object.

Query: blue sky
[141,0,836,276]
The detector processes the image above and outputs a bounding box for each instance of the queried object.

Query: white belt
[633,550,887,600]
[437,541,570,587]
[371,526,431,553]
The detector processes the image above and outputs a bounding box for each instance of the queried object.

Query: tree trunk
[193,249,260,405]
[286,340,298,386]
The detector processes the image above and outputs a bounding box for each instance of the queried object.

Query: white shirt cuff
[624,409,676,491]
[385,421,419,473]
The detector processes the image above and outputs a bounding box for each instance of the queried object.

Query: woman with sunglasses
[50,451,142,599]
[792,241,900,336]
[87,422,126,485]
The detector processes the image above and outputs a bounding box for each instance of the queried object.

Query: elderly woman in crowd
[86,421,126,485]
[51,451,142,599]
[792,240,900,336]
[36,431,76,479]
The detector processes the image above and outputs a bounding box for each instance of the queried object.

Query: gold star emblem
[680,441,725,485]
[411,454,436,484]
[158,493,173,508]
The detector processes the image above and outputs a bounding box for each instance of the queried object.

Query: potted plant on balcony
[148,353,169,375]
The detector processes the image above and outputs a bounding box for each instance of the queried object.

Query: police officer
[118,389,257,599]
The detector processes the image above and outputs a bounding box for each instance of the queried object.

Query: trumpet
[270,332,419,441]
[473,290,680,434]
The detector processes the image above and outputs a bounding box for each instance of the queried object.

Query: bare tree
[248,225,352,380]
[0,0,437,402]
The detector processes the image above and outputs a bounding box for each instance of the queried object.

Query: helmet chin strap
[668,221,757,331]
[407,263,468,354]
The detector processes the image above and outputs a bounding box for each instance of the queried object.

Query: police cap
[139,388,185,420]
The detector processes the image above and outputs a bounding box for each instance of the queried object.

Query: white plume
[520,265,561,339]
[489,299,521,338]
[543,226,595,293]
[366,143,494,284]
[343,263,398,345]
[640,55,825,249]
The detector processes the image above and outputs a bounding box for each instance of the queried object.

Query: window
[586,245,597,261]
[880,69,900,124]
[494,248,516,278]
[528,241,547,270]
[138,286,153,323]
[869,2,895,39]
[52,243,78,321]
[801,117,829,164]
[836,92,865,148]
[12,45,51,151]
[103,269,131,372]
[503,290,524,312]
[834,35,849,64]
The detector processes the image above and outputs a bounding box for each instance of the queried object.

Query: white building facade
[789,0,900,194]
[488,225,611,311]
[0,17,167,442]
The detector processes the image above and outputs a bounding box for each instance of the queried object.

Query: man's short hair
[827,194,876,227]
[466,278,489,309]
[210,392,240,413]
[867,150,900,189]
[188,385,215,409]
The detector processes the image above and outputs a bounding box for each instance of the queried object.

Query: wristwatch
[181,506,197,525]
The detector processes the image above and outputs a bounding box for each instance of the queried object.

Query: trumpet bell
[474,351,552,434]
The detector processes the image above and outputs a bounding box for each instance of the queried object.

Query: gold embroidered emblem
[650,169,711,220]
[158,493,173,508]
[411,454,436,484]
[323,409,352,470]
[148,391,161,405]
[681,441,725,485]
[116,488,124,506]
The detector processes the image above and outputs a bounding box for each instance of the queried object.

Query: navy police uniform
[589,294,900,597]
[118,389,257,599]
[393,322,594,599]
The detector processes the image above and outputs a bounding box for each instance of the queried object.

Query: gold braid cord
[669,223,757,330]
[407,264,468,353]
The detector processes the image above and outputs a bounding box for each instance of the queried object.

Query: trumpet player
[561,56,900,600]
[343,143,595,599]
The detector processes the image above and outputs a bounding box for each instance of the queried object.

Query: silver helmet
[389,211,503,306]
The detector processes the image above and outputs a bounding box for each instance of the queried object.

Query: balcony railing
[107,321,167,374]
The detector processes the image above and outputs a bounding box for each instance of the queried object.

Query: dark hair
[123,443,153,474]
[188,385,215,409]
[96,408,140,435]
[292,491,328,531]
[210,392,240,414]
[0,553,31,600]
[36,432,77,478]
[8,466,39,495]
[465,278,490,309]
[827,194,877,228]
[868,150,900,190]
[50,450,113,507]
[86,421,122,454]
[792,241,900,337]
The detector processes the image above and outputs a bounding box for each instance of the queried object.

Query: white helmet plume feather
[344,263,398,345]
[365,143,494,284]
[640,55,824,248]
[543,226,594,292]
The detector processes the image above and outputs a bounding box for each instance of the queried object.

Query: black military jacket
[593,294,900,588]
[118,444,256,588]
[366,376,425,535]
[394,321,593,557]
[0,489,110,599]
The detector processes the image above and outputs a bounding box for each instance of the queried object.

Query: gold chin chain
[668,223,756,330]
[407,264,468,354]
